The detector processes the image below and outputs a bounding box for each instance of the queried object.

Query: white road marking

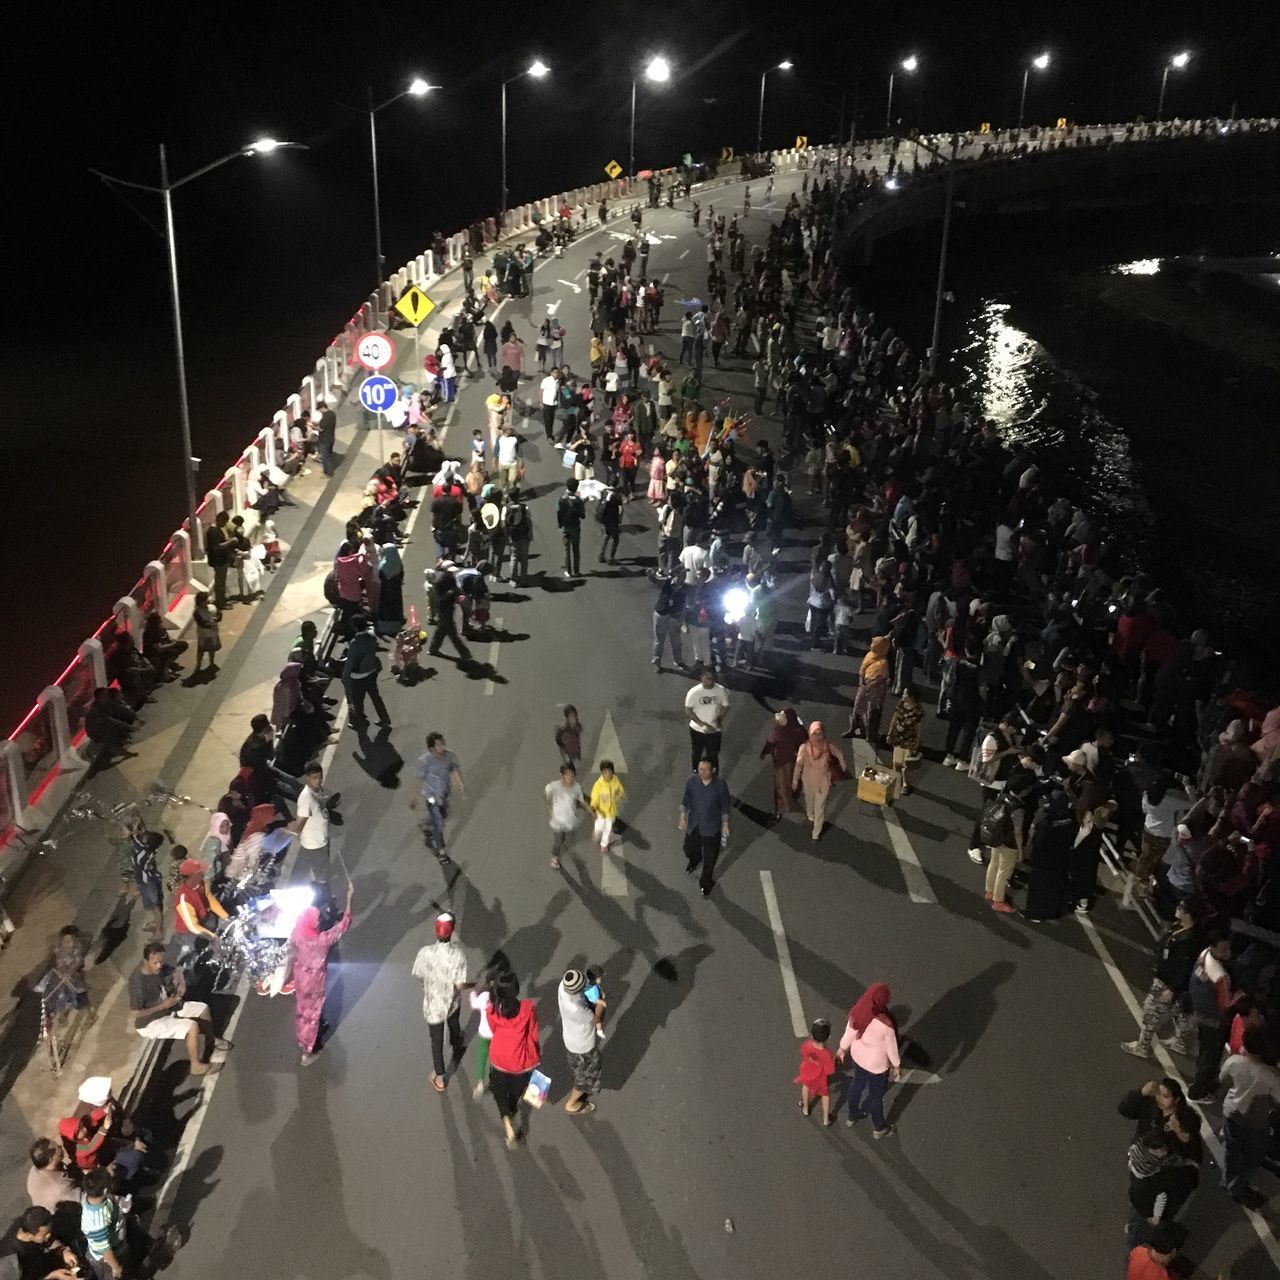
[1077,913,1280,1269]
[482,616,503,695]
[590,709,629,773]
[760,870,807,1037]
[573,267,586,280]
[545,300,562,315]
[590,710,629,896]
[679,249,690,259]
[882,806,938,904]
[896,1069,944,1086]
[556,278,582,294]
[600,847,628,896]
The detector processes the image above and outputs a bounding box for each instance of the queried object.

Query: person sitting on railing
[141,612,187,681]
[83,688,138,760]
[104,627,158,704]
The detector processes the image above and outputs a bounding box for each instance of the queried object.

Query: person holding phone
[559,969,606,1115]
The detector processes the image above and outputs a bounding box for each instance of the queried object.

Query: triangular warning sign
[393,285,437,328]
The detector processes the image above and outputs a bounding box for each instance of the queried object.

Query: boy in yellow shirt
[589,760,625,853]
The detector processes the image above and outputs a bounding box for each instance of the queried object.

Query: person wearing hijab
[1254,707,1280,767]
[761,708,807,821]
[1022,782,1079,924]
[375,542,406,638]
[848,636,891,743]
[837,983,901,1136]
[290,881,353,1066]
[271,663,304,734]
[792,722,847,842]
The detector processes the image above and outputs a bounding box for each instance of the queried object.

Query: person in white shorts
[127,943,228,1077]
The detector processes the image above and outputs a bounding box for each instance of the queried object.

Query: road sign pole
[377,410,385,464]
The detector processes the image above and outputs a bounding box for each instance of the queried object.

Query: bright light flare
[1032,52,1051,71]
[901,55,919,73]
[645,56,671,82]
[409,77,431,95]
[528,59,550,78]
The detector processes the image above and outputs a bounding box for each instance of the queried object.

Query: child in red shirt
[794,1017,836,1125]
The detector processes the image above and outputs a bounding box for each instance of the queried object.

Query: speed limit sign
[355,330,396,371]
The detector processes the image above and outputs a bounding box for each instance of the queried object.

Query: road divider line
[882,807,938,904]
[482,616,503,695]
[760,870,807,1037]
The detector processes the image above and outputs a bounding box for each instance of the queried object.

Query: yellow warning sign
[393,285,437,328]
[979,121,991,134]
[1056,117,1067,129]
[604,159,623,179]
[794,135,808,150]
[720,146,735,162]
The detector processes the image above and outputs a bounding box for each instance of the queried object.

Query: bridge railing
[3,116,1270,873]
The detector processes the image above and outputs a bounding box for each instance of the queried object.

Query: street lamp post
[501,59,550,219]
[629,55,671,178]
[910,133,959,378]
[756,60,793,155]
[1018,52,1051,129]
[1157,50,1191,121]
[90,138,303,557]
[885,54,918,134]
[366,77,432,295]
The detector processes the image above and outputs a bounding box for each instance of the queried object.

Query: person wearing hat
[558,969,606,1115]
[411,913,469,1092]
[127,942,225,1077]
[479,499,505,574]
[171,858,229,969]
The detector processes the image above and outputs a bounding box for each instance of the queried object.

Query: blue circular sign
[358,374,399,414]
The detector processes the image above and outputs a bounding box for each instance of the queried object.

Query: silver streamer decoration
[147,780,213,813]
[214,903,292,985]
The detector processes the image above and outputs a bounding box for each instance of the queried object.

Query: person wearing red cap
[412,913,469,1092]
[172,859,229,971]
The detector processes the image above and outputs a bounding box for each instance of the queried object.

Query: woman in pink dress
[791,720,846,841]
[290,882,353,1066]
[647,447,667,503]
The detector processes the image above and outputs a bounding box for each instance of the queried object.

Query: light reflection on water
[956,300,1151,567]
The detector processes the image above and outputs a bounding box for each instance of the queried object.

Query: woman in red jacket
[487,972,541,1149]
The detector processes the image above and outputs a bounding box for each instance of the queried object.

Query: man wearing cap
[171,859,229,968]
[559,970,606,1115]
[127,942,225,1077]
[411,913,469,1093]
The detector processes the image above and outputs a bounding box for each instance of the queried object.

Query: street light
[366,77,435,293]
[885,55,918,133]
[1157,50,1191,120]
[89,139,304,557]
[756,59,793,155]
[501,59,551,216]
[1018,52,1051,129]
[629,56,672,178]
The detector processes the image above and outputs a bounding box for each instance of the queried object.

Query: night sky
[1,0,1277,728]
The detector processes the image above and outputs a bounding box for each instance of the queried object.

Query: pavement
[2,160,1278,1280]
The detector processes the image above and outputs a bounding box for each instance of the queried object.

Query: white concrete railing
[3,115,1274,839]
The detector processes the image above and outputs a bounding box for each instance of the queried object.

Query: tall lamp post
[1018,52,1051,129]
[1157,50,1191,121]
[366,77,433,294]
[885,54,918,133]
[629,55,671,178]
[90,138,304,556]
[906,133,960,378]
[756,59,793,154]
[501,59,550,218]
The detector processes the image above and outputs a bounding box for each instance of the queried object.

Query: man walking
[540,366,561,441]
[411,732,465,866]
[685,666,729,771]
[496,423,522,491]
[502,485,533,586]
[545,762,589,870]
[597,483,623,565]
[342,616,390,729]
[559,969,606,1115]
[428,564,473,663]
[557,477,585,579]
[679,759,731,898]
[412,911,469,1094]
[291,761,336,883]
[652,573,686,671]
[315,400,338,476]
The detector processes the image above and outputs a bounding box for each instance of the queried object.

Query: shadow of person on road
[350,724,404,788]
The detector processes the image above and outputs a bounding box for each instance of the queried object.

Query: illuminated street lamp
[89,138,305,555]
[885,55,918,133]
[502,59,551,214]
[366,77,436,291]
[756,59,793,155]
[1018,52,1051,129]
[1157,50,1191,120]
[629,56,671,177]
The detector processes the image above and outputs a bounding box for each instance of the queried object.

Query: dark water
[856,205,1280,679]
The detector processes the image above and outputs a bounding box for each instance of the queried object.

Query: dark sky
[0,0,1276,729]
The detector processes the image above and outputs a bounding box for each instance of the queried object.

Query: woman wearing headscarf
[376,543,406,637]
[200,813,232,864]
[760,708,807,822]
[289,881,353,1066]
[1254,707,1280,768]
[848,636,891,743]
[792,721,847,841]
[837,984,900,1136]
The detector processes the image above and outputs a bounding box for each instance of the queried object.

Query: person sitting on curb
[126,942,229,1077]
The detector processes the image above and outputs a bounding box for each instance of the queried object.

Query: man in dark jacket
[343,616,390,729]
[1122,899,1200,1060]
[597,485,623,565]
[204,511,231,610]
[652,574,687,671]
[427,565,473,663]
[557,478,585,578]
[315,401,338,476]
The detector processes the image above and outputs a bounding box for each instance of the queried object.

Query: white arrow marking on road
[556,278,582,294]
[592,710,630,895]
[761,870,808,1037]
[896,1069,944,1086]
[660,233,678,240]
[545,300,562,315]
[483,616,503,696]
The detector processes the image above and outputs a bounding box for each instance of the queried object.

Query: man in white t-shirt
[540,367,561,441]
[684,667,729,772]
[290,761,333,883]
[496,424,521,492]
[678,534,710,582]
[545,762,588,870]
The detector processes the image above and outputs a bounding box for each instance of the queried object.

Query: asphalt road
[158,168,1277,1280]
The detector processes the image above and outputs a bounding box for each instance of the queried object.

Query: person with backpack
[501,487,532,586]
[597,484,623,565]
[427,563,473,663]
[557,477,585,578]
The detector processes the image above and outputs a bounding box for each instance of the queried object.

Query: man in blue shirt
[411,732,465,865]
[679,760,731,897]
